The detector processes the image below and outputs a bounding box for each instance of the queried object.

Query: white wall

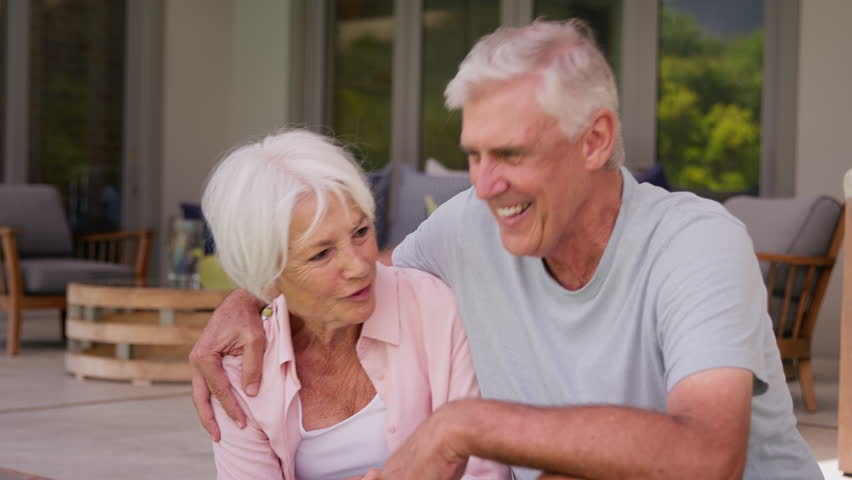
[796,0,852,359]
[159,0,291,277]
[230,0,290,142]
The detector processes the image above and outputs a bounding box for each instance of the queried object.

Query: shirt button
[375,372,385,381]
[387,425,396,434]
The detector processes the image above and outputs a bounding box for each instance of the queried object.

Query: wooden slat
[756,251,835,266]
[777,265,797,337]
[65,318,204,346]
[20,296,65,309]
[775,338,810,358]
[67,283,230,310]
[65,352,192,383]
[67,310,211,326]
[791,266,817,339]
[766,262,778,313]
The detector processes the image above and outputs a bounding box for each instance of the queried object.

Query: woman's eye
[309,249,330,261]
[354,226,370,238]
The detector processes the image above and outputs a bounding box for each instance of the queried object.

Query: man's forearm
[445,399,745,480]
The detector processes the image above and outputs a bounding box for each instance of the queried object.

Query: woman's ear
[582,109,617,171]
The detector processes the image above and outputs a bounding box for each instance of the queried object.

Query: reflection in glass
[28,0,127,233]
[332,0,394,172]
[534,0,622,73]
[657,0,763,197]
[420,0,499,172]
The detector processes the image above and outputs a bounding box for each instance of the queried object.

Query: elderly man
[191,20,819,479]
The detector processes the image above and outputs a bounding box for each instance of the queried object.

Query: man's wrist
[228,288,265,312]
[437,398,486,460]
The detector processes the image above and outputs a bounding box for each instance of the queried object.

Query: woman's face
[277,194,378,329]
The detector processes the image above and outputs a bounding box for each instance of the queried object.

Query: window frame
[289,0,797,196]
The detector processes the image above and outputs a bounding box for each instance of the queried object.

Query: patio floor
[0,311,846,479]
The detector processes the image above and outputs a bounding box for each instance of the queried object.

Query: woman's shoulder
[376,264,461,336]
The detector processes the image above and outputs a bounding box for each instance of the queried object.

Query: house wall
[159,0,290,277]
[796,0,852,359]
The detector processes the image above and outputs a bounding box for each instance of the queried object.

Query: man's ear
[581,109,617,171]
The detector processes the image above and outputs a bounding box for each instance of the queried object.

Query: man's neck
[544,170,623,291]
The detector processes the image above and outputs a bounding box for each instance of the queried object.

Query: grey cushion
[386,165,471,246]
[724,195,842,303]
[724,195,841,258]
[19,258,132,294]
[0,184,73,257]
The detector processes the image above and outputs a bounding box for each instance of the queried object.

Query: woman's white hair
[444,19,624,168]
[201,128,375,302]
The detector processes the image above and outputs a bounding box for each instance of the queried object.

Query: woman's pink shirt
[212,263,508,479]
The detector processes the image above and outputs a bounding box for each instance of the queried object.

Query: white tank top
[294,393,391,480]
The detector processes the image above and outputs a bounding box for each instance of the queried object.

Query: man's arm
[377,367,752,480]
[190,288,266,441]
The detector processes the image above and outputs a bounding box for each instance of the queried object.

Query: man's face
[460,75,591,258]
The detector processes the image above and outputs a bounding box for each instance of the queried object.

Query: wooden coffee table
[64,281,231,384]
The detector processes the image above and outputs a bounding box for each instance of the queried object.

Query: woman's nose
[341,244,371,279]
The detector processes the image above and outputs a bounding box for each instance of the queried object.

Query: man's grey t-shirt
[393,169,820,479]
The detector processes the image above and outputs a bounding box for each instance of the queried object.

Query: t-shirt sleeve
[392,190,469,281]
[654,214,772,394]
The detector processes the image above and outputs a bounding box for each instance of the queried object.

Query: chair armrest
[755,251,835,267]
[77,229,152,242]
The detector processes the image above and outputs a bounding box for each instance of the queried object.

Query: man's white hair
[201,129,375,302]
[445,19,624,168]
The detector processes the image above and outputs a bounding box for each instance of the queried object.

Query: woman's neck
[290,314,362,354]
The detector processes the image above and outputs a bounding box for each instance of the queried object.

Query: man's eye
[354,226,370,238]
[309,249,330,261]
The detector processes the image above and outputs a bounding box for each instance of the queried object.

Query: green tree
[657,6,763,195]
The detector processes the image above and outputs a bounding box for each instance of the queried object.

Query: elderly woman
[201,129,506,480]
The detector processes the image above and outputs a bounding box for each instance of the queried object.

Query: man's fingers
[194,354,247,429]
[191,369,221,441]
[537,474,580,480]
[240,331,267,396]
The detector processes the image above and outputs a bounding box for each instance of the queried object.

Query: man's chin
[499,233,540,258]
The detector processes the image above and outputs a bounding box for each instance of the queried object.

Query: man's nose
[471,158,509,199]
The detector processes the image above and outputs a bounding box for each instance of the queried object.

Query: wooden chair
[725,195,844,412]
[0,184,152,356]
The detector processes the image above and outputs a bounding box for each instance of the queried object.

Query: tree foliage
[657,6,763,194]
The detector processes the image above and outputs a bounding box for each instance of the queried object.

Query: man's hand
[190,289,267,441]
[370,402,471,480]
